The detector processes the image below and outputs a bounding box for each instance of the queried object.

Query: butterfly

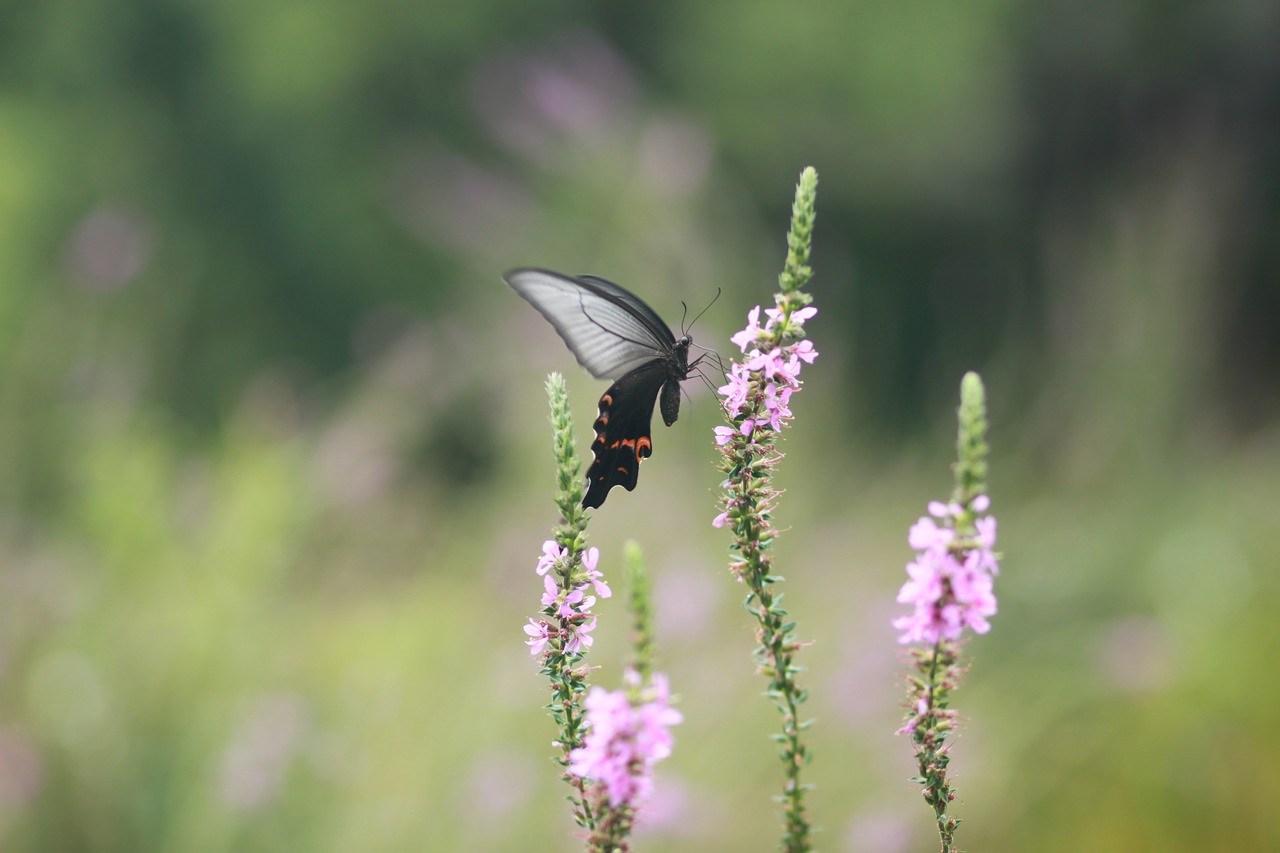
[504,268,699,509]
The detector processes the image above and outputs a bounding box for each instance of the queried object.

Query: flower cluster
[893,496,999,645]
[714,305,819,449]
[524,541,611,658]
[568,672,682,809]
[712,305,818,532]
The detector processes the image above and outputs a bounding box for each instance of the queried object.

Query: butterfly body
[504,268,694,509]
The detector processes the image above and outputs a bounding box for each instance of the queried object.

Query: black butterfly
[504,268,698,509]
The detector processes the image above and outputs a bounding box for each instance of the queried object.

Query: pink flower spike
[568,675,682,808]
[896,494,1001,645]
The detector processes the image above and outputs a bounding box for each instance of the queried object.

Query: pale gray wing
[504,268,672,380]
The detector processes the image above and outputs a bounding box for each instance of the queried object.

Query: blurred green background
[2,1,1278,850]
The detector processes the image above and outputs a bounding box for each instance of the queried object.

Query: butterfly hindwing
[504,267,694,509]
[583,362,670,509]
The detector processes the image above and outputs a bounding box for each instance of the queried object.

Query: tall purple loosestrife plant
[525,372,608,832]
[526,377,681,851]
[894,371,1000,853]
[713,167,819,853]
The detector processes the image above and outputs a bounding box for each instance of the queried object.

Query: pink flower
[790,339,818,366]
[541,574,596,619]
[927,500,955,518]
[563,616,597,655]
[764,305,817,330]
[761,384,792,430]
[718,363,751,417]
[580,547,611,598]
[563,587,594,618]
[894,499,1000,645]
[897,552,948,607]
[536,540,565,576]
[730,306,766,352]
[540,574,558,609]
[523,619,552,656]
[743,346,781,374]
[908,517,953,551]
[974,517,998,567]
[568,674,682,808]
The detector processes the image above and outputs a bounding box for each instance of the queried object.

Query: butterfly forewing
[504,268,674,380]
[575,275,678,344]
[504,267,694,509]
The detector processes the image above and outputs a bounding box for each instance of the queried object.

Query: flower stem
[905,641,964,852]
[624,541,654,686]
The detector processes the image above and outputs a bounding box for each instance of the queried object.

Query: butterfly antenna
[682,287,722,336]
[679,288,724,405]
